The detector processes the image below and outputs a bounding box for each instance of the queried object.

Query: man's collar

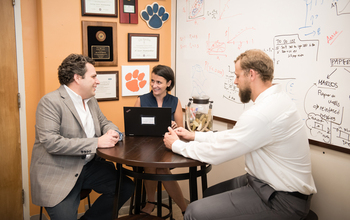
[63,85,91,103]
[254,84,281,104]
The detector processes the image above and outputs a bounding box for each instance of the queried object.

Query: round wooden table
[97,136,212,219]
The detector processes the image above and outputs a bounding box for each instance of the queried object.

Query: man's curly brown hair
[58,54,95,85]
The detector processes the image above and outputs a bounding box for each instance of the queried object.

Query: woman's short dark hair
[58,54,95,85]
[152,65,175,91]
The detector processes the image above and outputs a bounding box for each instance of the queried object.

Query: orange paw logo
[125,69,147,92]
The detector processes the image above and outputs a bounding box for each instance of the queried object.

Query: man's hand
[106,129,120,139]
[98,130,119,148]
[174,127,195,141]
[163,127,180,150]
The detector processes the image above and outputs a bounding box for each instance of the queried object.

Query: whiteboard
[175,0,350,152]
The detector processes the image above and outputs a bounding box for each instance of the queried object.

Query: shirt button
[75,174,79,177]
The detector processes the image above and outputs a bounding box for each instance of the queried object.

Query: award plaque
[82,21,118,66]
[91,45,110,60]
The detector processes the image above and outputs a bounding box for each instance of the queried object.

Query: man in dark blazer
[30,54,134,220]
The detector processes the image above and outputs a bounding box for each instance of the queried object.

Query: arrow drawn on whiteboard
[218,0,242,20]
[226,27,256,44]
[327,68,337,79]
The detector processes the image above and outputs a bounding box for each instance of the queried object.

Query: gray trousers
[184,174,311,220]
[45,158,134,220]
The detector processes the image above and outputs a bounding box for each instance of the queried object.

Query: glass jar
[185,95,213,132]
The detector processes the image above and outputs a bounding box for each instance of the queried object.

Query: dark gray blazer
[30,85,120,207]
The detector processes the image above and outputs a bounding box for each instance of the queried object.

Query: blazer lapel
[58,85,85,131]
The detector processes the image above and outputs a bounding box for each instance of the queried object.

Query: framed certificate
[95,71,119,101]
[82,21,118,66]
[81,0,118,17]
[128,33,159,62]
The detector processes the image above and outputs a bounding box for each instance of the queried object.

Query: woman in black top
[134,65,187,215]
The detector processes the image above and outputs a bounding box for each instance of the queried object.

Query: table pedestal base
[114,164,212,219]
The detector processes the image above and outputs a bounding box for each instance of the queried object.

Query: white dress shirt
[64,85,95,164]
[172,84,317,195]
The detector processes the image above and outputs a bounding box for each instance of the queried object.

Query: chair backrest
[305,210,318,220]
[80,189,92,200]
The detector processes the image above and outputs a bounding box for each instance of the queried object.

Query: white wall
[309,144,350,219]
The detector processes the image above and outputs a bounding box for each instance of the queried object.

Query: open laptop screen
[123,107,171,136]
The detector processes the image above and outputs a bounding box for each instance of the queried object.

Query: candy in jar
[185,95,213,132]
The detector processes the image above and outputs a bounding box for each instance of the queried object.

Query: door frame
[14,1,30,219]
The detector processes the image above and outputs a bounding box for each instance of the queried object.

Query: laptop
[123,107,172,136]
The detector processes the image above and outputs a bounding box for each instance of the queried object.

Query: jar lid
[192,95,210,104]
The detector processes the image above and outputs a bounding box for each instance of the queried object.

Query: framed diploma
[128,33,159,62]
[82,21,118,66]
[95,71,119,101]
[81,0,118,17]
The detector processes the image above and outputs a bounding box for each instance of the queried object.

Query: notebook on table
[123,107,172,136]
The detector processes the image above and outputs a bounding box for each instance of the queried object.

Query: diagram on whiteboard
[176,0,350,150]
[304,59,350,148]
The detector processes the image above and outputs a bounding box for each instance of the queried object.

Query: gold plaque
[91,46,110,59]
[82,21,118,66]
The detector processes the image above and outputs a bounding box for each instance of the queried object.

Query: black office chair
[304,210,318,220]
[39,189,92,220]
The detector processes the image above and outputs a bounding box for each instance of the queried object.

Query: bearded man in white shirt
[30,54,134,220]
[164,49,317,220]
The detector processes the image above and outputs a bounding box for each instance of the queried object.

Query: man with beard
[163,49,317,220]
